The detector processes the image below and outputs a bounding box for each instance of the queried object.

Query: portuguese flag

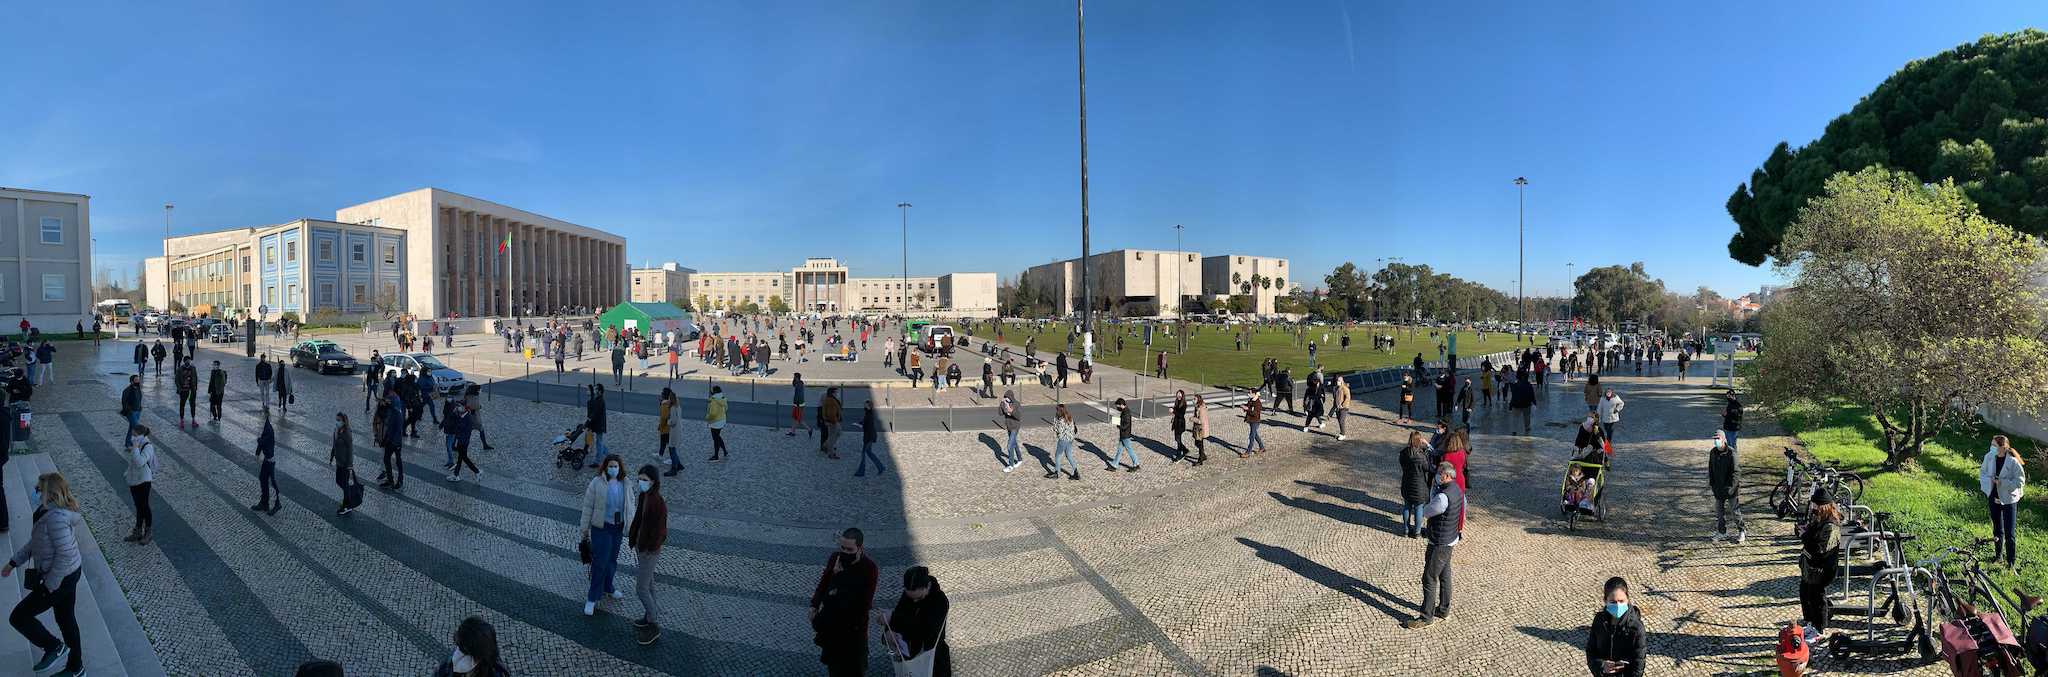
[499,233,511,253]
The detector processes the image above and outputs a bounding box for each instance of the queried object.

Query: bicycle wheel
[1838,472,1866,505]
[1769,481,1792,518]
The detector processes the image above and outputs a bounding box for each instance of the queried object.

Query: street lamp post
[1566,262,1576,329]
[1075,0,1094,361]
[1514,177,1527,343]
[163,203,173,313]
[1172,224,1184,319]
[897,202,911,317]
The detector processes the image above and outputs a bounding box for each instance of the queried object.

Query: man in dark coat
[1709,431,1743,543]
[207,360,228,421]
[812,528,879,677]
[585,384,609,465]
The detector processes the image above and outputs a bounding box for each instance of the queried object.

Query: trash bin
[11,402,30,452]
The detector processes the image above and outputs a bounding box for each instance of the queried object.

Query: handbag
[889,618,946,677]
[578,535,592,564]
[22,567,41,591]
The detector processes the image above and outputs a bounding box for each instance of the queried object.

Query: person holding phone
[1584,576,1645,676]
[811,527,879,677]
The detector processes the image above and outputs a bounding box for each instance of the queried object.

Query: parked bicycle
[1772,447,1866,522]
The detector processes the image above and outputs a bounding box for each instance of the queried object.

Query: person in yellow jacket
[705,386,729,462]
[658,387,681,476]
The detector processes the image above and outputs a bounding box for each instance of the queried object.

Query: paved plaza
[0,336,1951,675]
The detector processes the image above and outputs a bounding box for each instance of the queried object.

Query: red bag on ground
[1941,612,2026,677]
[1776,624,1809,676]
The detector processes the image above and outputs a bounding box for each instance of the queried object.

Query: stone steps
[0,449,164,676]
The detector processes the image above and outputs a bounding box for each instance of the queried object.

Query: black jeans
[1991,499,2019,565]
[382,443,404,484]
[1715,494,1744,535]
[10,570,81,671]
[1799,580,1832,631]
[129,482,153,530]
[710,428,727,457]
[451,440,478,477]
[1420,543,1453,620]
[258,460,278,506]
[178,391,197,419]
[210,394,223,419]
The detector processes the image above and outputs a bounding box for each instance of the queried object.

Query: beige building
[630,262,695,304]
[153,219,408,319]
[1023,249,1205,318]
[0,187,94,326]
[938,273,998,314]
[687,257,994,315]
[335,188,626,318]
[1201,254,1290,314]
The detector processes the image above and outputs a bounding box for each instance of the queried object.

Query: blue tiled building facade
[256,219,405,315]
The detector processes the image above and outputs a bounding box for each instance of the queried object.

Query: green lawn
[1771,400,2046,600]
[976,320,1546,387]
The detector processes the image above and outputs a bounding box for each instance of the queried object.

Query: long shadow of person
[1236,537,1417,622]
[976,432,1010,466]
[1075,439,1116,469]
[1267,491,1401,534]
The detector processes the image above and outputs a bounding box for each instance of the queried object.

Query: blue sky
[7,1,2045,299]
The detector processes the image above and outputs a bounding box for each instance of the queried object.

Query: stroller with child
[1561,457,1607,530]
[551,422,592,469]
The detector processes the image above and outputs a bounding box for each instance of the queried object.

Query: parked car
[289,339,359,374]
[208,322,238,343]
[378,352,469,395]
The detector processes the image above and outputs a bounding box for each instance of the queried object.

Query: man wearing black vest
[1404,462,1464,629]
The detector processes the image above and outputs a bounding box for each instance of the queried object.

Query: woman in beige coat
[579,454,639,616]
[1189,394,1210,466]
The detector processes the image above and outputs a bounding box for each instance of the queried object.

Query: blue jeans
[1247,421,1265,451]
[856,440,885,475]
[125,411,140,428]
[444,434,457,466]
[595,432,609,457]
[1005,429,1021,465]
[1402,504,1421,534]
[1723,430,1738,454]
[1053,438,1076,474]
[587,522,623,602]
[1113,437,1138,467]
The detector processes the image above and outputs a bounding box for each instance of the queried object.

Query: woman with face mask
[627,465,669,645]
[4,473,87,676]
[878,566,952,677]
[1583,576,1645,676]
[578,454,638,616]
[432,615,506,677]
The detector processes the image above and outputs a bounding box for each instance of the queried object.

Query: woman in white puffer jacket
[1979,434,2026,568]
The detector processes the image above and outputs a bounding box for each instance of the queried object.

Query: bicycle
[1772,447,1865,519]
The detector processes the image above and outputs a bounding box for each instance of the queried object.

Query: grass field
[979,321,1546,387]
[1768,400,2046,604]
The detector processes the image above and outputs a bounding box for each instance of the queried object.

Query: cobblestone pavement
[39,339,1946,675]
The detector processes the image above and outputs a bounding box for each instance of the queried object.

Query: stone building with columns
[334,188,626,318]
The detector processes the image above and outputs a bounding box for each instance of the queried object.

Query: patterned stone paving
[18,338,1950,675]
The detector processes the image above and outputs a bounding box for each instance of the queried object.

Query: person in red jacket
[811,527,879,677]
[1440,430,1471,531]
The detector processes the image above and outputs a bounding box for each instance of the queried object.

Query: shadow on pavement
[1236,537,1418,623]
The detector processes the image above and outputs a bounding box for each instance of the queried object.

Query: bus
[95,299,134,325]
[903,318,933,346]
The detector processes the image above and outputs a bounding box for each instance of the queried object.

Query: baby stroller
[552,422,591,469]
[1561,455,1608,530]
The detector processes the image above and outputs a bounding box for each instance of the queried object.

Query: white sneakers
[582,601,595,616]
[1002,463,1014,473]
[611,590,626,599]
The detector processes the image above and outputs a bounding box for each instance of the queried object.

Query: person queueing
[1049,404,1080,480]
[434,616,507,677]
[1398,432,1431,539]
[1797,500,1843,639]
[150,340,166,376]
[1110,398,1140,472]
[628,464,669,645]
[256,354,274,407]
[1402,462,1463,629]
[174,358,199,428]
[705,386,729,462]
[5,473,87,676]
[123,425,158,545]
[331,413,359,516]
[378,389,407,489]
[879,566,953,677]
[131,341,148,376]
[855,401,886,477]
[207,360,227,422]
[1708,431,1744,544]
[251,412,282,515]
[274,359,294,417]
[1189,394,1209,466]
[657,388,682,476]
[811,527,880,677]
[1981,434,2027,568]
[1584,576,1647,677]
[579,454,638,616]
[445,400,478,482]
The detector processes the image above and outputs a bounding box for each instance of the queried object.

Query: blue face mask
[29,489,40,507]
[1606,602,1628,618]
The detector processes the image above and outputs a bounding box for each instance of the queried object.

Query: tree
[766,295,790,314]
[1573,263,1664,328]
[737,301,761,314]
[914,291,930,309]
[1726,30,2048,265]
[1323,262,1370,319]
[1752,167,2048,467]
[695,294,711,313]
[669,297,693,312]
[1226,295,1254,314]
[167,300,186,313]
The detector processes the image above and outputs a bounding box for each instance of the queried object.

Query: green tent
[597,302,694,336]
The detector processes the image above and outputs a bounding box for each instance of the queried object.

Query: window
[1237,257,1244,264]
[351,243,366,262]
[382,281,397,301]
[266,286,277,306]
[1187,254,1195,262]
[318,241,333,261]
[351,284,367,304]
[243,255,251,273]
[287,284,298,303]
[318,283,335,305]
[286,242,297,262]
[1136,252,1144,260]
[382,244,397,265]
[265,246,277,265]
[39,274,63,302]
[38,217,61,244]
